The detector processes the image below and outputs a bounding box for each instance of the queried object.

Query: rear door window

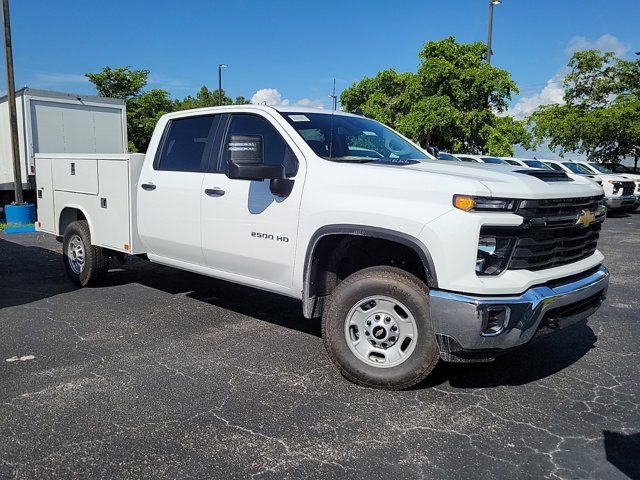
[155,115,220,172]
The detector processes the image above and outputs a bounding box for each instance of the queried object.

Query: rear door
[34,157,55,233]
[200,112,304,289]
[137,114,221,266]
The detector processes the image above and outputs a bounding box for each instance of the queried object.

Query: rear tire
[62,220,109,287]
[322,266,439,390]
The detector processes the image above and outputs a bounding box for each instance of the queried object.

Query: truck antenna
[328,78,336,160]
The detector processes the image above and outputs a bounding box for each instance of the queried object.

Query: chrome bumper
[606,195,637,209]
[429,266,609,362]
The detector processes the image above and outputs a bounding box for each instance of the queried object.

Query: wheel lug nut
[385,317,391,323]
[365,331,370,336]
[370,340,376,346]
[381,343,387,348]
[391,325,398,332]
[366,320,371,326]
[375,315,380,320]
[389,337,395,342]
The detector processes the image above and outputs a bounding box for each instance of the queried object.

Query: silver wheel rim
[344,295,418,368]
[67,234,86,275]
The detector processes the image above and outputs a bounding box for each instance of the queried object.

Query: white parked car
[572,161,640,213]
[455,154,510,165]
[501,157,558,170]
[35,105,609,389]
[437,152,462,161]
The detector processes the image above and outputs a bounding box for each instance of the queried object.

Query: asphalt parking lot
[1,213,639,480]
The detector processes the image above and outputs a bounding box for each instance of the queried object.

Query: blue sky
[2,0,639,150]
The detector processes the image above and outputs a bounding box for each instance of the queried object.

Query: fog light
[476,235,515,275]
[481,306,510,336]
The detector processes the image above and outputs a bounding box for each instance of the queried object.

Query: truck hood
[368,160,603,199]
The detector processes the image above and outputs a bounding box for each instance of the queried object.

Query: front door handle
[141,183,156,191]
[204,188,225,197]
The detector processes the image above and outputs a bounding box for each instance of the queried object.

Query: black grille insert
[481,195,605,271]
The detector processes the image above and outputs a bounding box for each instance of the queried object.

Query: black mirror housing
[227,162,284,181]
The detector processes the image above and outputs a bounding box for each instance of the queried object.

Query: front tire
[322,266,439,390]
[62,220,109,287]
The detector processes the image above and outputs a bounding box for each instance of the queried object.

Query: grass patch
[0,222,34,231]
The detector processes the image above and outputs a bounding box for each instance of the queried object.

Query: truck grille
[621,182,635,196]
[481,195,605,271]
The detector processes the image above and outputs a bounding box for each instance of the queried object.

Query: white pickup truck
[35,105,610,389]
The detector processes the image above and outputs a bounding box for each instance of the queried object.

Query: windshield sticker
[289,114,310,122]
[362,131,377,136]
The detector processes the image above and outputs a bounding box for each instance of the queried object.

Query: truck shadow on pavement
[421,320,598,389]
[103,257,322,338]
[0,237,79,309]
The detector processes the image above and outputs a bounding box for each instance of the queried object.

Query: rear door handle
[141,183,156,191]
[204,188,225,197]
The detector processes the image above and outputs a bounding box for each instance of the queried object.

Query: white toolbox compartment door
[52,158,98,195]
[34,157,55,233]
[94,160,131,251]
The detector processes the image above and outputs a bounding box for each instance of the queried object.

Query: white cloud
[507,34,629,120]
[507,71,566,119]
[565,33,630,57]
[250,88,325,108]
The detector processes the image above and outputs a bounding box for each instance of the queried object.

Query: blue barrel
[5,203,37,225]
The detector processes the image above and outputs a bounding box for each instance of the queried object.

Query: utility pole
[328,78,337,111]
[2,0,23,204]
[486,0,501,65]
[218,63,227,106]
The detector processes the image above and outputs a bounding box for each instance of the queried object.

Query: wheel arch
[302,225,438,318]
[58,205,94,239]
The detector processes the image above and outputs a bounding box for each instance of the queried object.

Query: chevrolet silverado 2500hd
[35,105,610,389]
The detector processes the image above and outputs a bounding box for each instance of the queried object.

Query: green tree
[128,89,174,152]
[528,50,640,167]
[175,86,233,110]
[86,66,174,152]
[85,66,149,100]
[340,36,531,155]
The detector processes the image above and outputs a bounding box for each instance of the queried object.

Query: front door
[137,114,221,266]
[200,112,304,290]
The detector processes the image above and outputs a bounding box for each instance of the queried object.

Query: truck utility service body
[0,88,127,200]
[36,105,609,389]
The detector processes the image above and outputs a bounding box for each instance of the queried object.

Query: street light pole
[486,0,501,65]
[2,0,23,204]
[218,63,227,106]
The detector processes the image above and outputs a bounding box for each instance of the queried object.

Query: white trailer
[0,88,127,206]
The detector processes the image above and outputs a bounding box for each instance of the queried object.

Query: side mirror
[226,135,283,180]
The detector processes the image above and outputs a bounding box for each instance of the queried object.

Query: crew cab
[35,105,609,389]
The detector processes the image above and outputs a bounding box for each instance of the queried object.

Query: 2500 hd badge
[251,232,289,243]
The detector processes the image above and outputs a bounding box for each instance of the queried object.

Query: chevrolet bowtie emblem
[575,209,596,227]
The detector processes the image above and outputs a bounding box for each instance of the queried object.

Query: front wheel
[322,266,439,390]
[62,220,109,287]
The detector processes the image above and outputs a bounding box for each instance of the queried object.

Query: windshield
[480,156,508,164]
[523,160,553,170]
[562,162,591,174]
[282,112,430,164]
[504,159,521,166]
[437,153,460,161]
[588,162,613,174]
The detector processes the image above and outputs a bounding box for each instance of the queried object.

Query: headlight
[453,195,519,212]
[476,235,515,276]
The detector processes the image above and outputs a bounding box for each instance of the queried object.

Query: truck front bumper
[606,195,637,210]
[429,265,609,362]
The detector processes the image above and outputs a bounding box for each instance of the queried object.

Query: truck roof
[0,87,125,106]
[161,104,361,120]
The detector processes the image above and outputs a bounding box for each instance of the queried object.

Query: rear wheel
[322,266,439,390]
[62,220,109,286]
